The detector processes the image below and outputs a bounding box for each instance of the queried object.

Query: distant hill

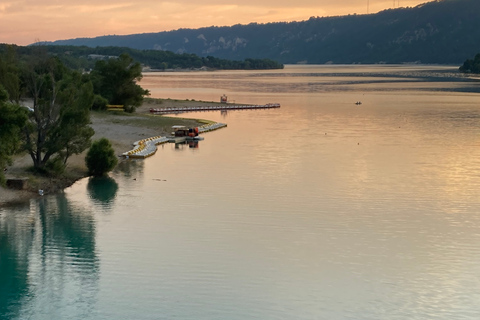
[2,44,283,71]
[42,0,480,64]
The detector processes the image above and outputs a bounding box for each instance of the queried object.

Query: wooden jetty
[149,103,280,114]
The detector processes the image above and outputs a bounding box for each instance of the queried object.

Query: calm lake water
[2,65,480,319]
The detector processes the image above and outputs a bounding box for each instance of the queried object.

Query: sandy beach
[0,98,223,206]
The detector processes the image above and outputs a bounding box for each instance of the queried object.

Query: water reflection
[0,203,32,319]
[174,140,200,150]
[115,159,144,179]
[87,176,119,206]
[0,194,98,319]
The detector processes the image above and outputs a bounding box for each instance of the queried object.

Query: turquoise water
[2,65,480,319]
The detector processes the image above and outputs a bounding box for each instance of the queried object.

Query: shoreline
[0,98,224,207]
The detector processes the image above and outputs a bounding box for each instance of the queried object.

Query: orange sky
[1,0,430,46]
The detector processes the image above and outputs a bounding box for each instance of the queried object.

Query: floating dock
[149,103,280,114]
[122,122,227,159]
[123,136,169,159]
[198,122,227,133]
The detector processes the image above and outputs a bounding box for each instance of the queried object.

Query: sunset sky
[1,0,429,46]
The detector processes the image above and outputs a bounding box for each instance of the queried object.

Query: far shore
[0,98,229,207]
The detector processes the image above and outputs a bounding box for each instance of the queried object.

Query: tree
[459,53,480,73]
[55,73,95,166]
[90,53,149,113]
[0,45,22,103]
[85,138,118,176]
[21,56,95,171]
[0,87,27,185]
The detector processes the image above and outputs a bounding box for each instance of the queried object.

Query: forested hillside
[42,0,480,64]
[1,45,282,71]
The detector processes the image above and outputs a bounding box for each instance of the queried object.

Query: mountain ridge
[41,0,480,64]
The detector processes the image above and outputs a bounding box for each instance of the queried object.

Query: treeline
[1,44,283,71]
[201,57,284,70]
[0,46,147,182]
[459,53,480,74]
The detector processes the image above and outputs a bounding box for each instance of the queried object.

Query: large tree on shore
[21,56,95,171]
[90,53,149,113]
[0,87,27,185]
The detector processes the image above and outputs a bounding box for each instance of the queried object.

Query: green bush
[85,138,118,176]
[91,94,108,111]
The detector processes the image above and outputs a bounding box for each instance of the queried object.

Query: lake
[2,65,480,319]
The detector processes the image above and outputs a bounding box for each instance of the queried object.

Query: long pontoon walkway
[122,122,227,159]
[149,103,280,114]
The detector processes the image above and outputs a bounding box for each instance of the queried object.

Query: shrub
[85,138,118,176]
[91,94,108,110]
